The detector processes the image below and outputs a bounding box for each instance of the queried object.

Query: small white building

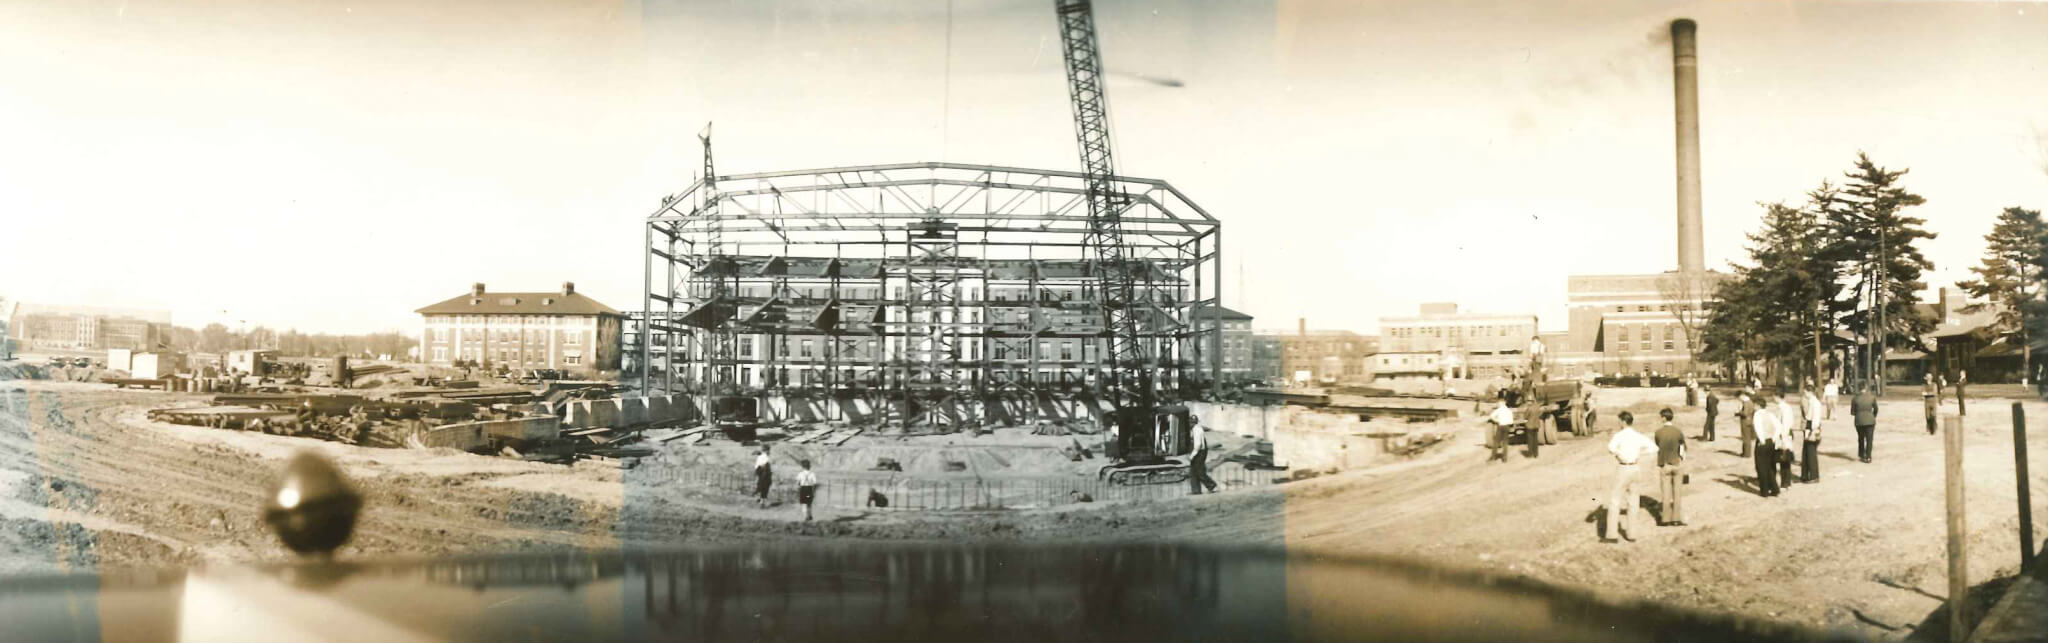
[227,349,276,376]
[106,348,133,372]
[130,352,186,379]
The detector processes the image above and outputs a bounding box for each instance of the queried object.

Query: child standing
[795,459,819,522]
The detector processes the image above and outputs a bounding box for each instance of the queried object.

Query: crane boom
[1055,0,1149,412]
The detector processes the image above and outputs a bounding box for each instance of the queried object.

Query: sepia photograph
[3,0,2047,641]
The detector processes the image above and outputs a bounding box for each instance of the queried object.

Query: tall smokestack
[1671,18,1704,274]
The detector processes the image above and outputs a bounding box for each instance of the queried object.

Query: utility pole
[1875,225,1888,396]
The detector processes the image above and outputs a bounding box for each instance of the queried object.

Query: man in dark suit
[1701,389,1719,441]
[1851,381,1878,463]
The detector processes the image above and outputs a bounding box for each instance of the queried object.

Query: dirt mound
[0,363,46,381]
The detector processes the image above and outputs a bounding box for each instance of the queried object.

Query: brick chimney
[471,283,486,297]
[561,282,576,296]
[1298,317,1306,337]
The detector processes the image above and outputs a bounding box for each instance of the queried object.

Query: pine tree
[1699,201,1837,385]
[1820,153,1934,387]
[1956,206,2048,382]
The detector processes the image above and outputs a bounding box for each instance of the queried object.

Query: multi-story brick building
[1195,305,1255,381]
[1256,320,1377,385]
[1561,272,1728,377]
[6,304,171,352]
[416,283,623,375]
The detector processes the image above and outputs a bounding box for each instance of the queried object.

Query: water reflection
[3,544,1847,642]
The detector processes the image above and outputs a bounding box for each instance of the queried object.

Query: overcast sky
[4,0,2046,335]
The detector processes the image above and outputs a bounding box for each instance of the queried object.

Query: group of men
[1603,376,1897,542]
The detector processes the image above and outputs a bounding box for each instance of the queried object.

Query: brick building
[416,283,623,375]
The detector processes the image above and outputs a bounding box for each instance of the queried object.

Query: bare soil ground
[2,377,2041,640]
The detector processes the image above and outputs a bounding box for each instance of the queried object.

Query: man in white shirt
[1487,400,1515,463]
[1751,395,1782,498]
[1822,378,1840,421]
[1773,391,1799,491]
[1604,411,1659,542]
[1188,416,1218,495]
[753,447,773,508]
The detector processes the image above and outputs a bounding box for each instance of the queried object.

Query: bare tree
[1658,270,1720,374]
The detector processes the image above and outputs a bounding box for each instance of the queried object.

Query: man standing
[1923,373,1939,435]
[1736,390,1757,458]
[1685,376,1698,407]
[753,445,774,508]
[1955,369,1968,416]
[1823,377,1840,421]
[1801,383,1824,483]
[1702,388,1719,441]
[1188,416,1218,495]
[1752,394,1782,497]
[1772,391,1798,490]
[1851,381,1878,463]
[1487,400,1514,463]
[1605,411,1659,542]
[1653,408,1687,527]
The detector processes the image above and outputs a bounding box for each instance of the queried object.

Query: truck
[1503,379,1591,446]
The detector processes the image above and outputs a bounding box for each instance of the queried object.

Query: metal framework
[638,162,1223,432]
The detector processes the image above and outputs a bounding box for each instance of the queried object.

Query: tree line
[1700,152,2043,389]
[168,323,416,360]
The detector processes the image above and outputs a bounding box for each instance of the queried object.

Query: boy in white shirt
[795,459,819,522]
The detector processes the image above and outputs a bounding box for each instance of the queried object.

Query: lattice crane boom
[1055,0,1150,412]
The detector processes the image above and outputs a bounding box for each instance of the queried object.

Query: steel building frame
[639,162,1222,431]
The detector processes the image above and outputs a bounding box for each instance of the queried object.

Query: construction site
[4,3,2046,641]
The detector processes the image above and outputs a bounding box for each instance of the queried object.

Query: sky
[2,0,2046,335]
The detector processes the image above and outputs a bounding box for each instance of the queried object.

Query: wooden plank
[825,428,864,446]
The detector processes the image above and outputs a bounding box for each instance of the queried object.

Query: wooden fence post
[2017,402,2035,573]
[1943,413,1969,643]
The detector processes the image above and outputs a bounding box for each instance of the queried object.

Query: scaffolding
[639,162,1223,432]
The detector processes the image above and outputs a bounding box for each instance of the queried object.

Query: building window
[433,347,447,362]
[1061,341,1075,361]
[566,354,581,365]
[801,339,814,358]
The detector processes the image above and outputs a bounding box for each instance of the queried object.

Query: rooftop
[416,283,622,317]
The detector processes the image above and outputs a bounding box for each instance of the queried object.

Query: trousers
[1753,440,1779,496]
[1703,414,1716,440]
[1658,463,1684,524]
[1609,464,1641,538]
[1800,439,1820,482]
[1855,423,1875,462]
[1777,446,1795,489]
[1189,449,1217,494]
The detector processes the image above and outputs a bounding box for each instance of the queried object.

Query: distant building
[6,303,172,352]
[1371,351,1443,382]
[1259,319,1377,385]
[416,283,624,375]
[1250,334,1284,382]
[1195,305,1256,380]
[1379,303,1538,380]
[1561,271,1729,377]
